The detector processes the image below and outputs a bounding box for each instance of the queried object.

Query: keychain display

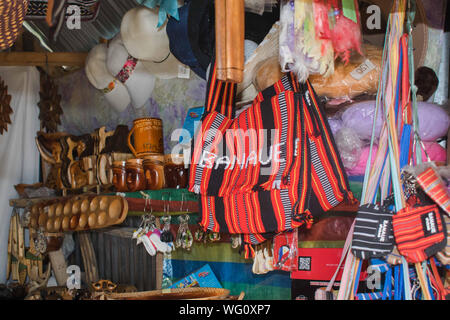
[160,215,174,243]
[175,214,193,251]
[194,226,221,244]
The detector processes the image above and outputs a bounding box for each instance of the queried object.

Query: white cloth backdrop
[0,67,40,283]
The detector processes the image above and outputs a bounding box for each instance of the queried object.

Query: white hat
[120,6,182,79]
[85,43,131,113]
[106,34,156,109]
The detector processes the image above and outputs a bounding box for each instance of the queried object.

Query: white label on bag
[178,64,191,79]
[350,59,376,80]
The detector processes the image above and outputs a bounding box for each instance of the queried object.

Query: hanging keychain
[194,225,206,242]
[160,215,174,243]
[135,193,152,244]
[176,214,193,250]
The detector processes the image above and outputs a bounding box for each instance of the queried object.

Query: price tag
[350,59,376,80]
[178,64,191,79]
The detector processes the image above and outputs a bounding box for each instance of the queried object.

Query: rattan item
[0,0,28,51]
[103,287,230,300]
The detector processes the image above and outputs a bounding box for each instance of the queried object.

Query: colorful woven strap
[115,55,138,84]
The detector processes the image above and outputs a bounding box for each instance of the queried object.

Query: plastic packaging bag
[272,229,298,272]
[327,116,343,136]
[341,101,450,142]
[341,100,384,141]
[309,44,382,100]
[335,127,365,170]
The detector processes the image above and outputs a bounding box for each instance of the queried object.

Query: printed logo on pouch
[375,220,390,242]
[423,211,438,235]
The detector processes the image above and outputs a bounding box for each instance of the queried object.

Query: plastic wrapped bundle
[335,127,364,170]
[341,100,450,143]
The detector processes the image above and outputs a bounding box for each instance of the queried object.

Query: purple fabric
[341,101,450,142]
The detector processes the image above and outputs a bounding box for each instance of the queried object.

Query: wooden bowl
[79,213,88,229]
[99,196,109,211]
[48,204,56,218]
[90,197,100,212]
[108,198,123,221]
[72,200,81,215]
[55,203,63,217]
[62,216,70,231]
[63,201,72,216]
[70,215,79,230]
[46,218,55,232]
[54,217,62,231]
[38,214,47,227]
[88,213,97,228]
[97,211,108,226]
[81,198,90,213]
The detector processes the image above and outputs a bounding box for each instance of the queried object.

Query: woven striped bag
[351,203,395,260]
[392,204,447,264]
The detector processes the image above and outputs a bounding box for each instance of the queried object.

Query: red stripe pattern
[190,62,354,251]
[392,204,447,263]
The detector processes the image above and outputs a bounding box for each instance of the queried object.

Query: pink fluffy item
[346,142,447,176]
[329,1,363,64]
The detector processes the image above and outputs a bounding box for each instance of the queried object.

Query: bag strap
[429,258,446,300]
[401,256,412,300]
[326,220,355,292]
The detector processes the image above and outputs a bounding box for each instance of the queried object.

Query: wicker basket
[101,287,231,300]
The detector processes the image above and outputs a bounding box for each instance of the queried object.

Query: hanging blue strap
[394,265,402,300]
[353,259,363,297]
[382,266,393,300]
[399,123,412,169]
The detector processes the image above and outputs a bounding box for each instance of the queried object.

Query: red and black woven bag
[392,203,447,263]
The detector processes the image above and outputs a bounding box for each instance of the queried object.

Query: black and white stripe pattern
[207,197,215,231]
[351,204,395,260]
[281,75,293,92]
[272,92,289,189]
[309,140,340,208]
[193,112,227,193]
[280,189,292,229]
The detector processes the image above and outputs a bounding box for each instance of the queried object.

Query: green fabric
[111,188,198,202]
[171,242,246,263]
[221,281,291,300]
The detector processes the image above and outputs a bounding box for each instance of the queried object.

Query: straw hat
[0,0,28,50]
[120,6,182,79]
[85,43,131,113]
[106,34,156,109]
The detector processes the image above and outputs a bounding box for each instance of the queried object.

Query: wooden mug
[164,154,189,189]
[112,160,128,192]
[127,118,164,158]
[143,158,165,190]
[125,158,146,192]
